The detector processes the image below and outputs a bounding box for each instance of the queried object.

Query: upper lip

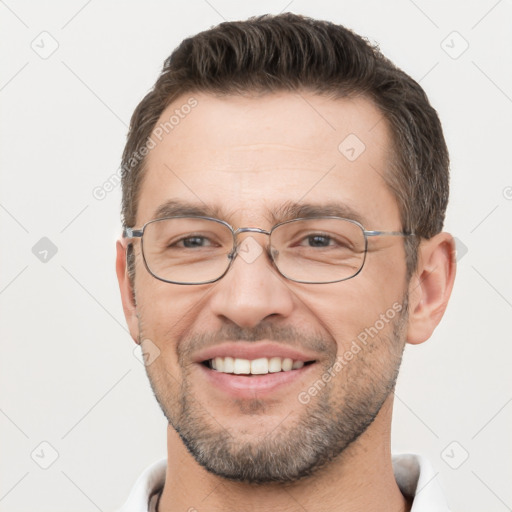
[193,342,318,363]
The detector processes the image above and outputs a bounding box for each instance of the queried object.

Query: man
[115,13,456,512]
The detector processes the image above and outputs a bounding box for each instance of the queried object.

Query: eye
[298,233,351,249]
[304,234,333,247]
[172,235,216,248]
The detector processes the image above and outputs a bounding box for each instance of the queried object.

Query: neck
[158,397,410,512]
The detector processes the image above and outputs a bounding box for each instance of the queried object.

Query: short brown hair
[121,13,449,275]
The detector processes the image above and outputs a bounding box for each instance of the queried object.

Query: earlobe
[406,232,457,345]
[115,239,140,344]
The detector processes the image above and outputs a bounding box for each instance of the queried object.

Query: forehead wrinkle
[230,143,317,153]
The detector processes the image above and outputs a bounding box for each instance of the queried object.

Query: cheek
[133,265,176,339]
[294,268,406,352]
[134,272,213,352]
[364,240,408,293]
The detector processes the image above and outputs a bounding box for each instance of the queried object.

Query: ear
[116,239,140,344]
[406,232,457,345]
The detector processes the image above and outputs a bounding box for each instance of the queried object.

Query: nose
[208,233,295,329]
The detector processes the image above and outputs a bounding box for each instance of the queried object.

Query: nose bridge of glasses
[229,226,274,262]
[234,227,272,249]
[233,227,272,237]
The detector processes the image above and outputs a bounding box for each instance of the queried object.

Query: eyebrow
[151,199,368,226]
[271,200,367,225]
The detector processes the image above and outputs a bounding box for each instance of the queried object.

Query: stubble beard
[142,295,409,484]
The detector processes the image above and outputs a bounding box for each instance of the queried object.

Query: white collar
[115,454,450,512]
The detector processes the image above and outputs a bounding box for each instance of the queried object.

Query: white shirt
[114,454,451,512]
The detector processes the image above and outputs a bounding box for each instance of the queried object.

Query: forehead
[137,91,399,228]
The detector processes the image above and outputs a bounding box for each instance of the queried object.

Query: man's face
[128,92,410,483]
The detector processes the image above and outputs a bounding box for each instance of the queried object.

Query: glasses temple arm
[364,230,416,237]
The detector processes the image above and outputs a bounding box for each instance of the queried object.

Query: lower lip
[197,362,316,398]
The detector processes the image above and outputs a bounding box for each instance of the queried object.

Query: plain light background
[1,1,511,511]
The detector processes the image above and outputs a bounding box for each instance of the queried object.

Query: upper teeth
[209,357,306,374]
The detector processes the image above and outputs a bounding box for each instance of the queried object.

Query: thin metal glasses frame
[123,215,415,285]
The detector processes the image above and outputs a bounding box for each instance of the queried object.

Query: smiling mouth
[201,356,316,376]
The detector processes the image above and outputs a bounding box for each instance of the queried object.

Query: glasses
[123,216,415,285]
